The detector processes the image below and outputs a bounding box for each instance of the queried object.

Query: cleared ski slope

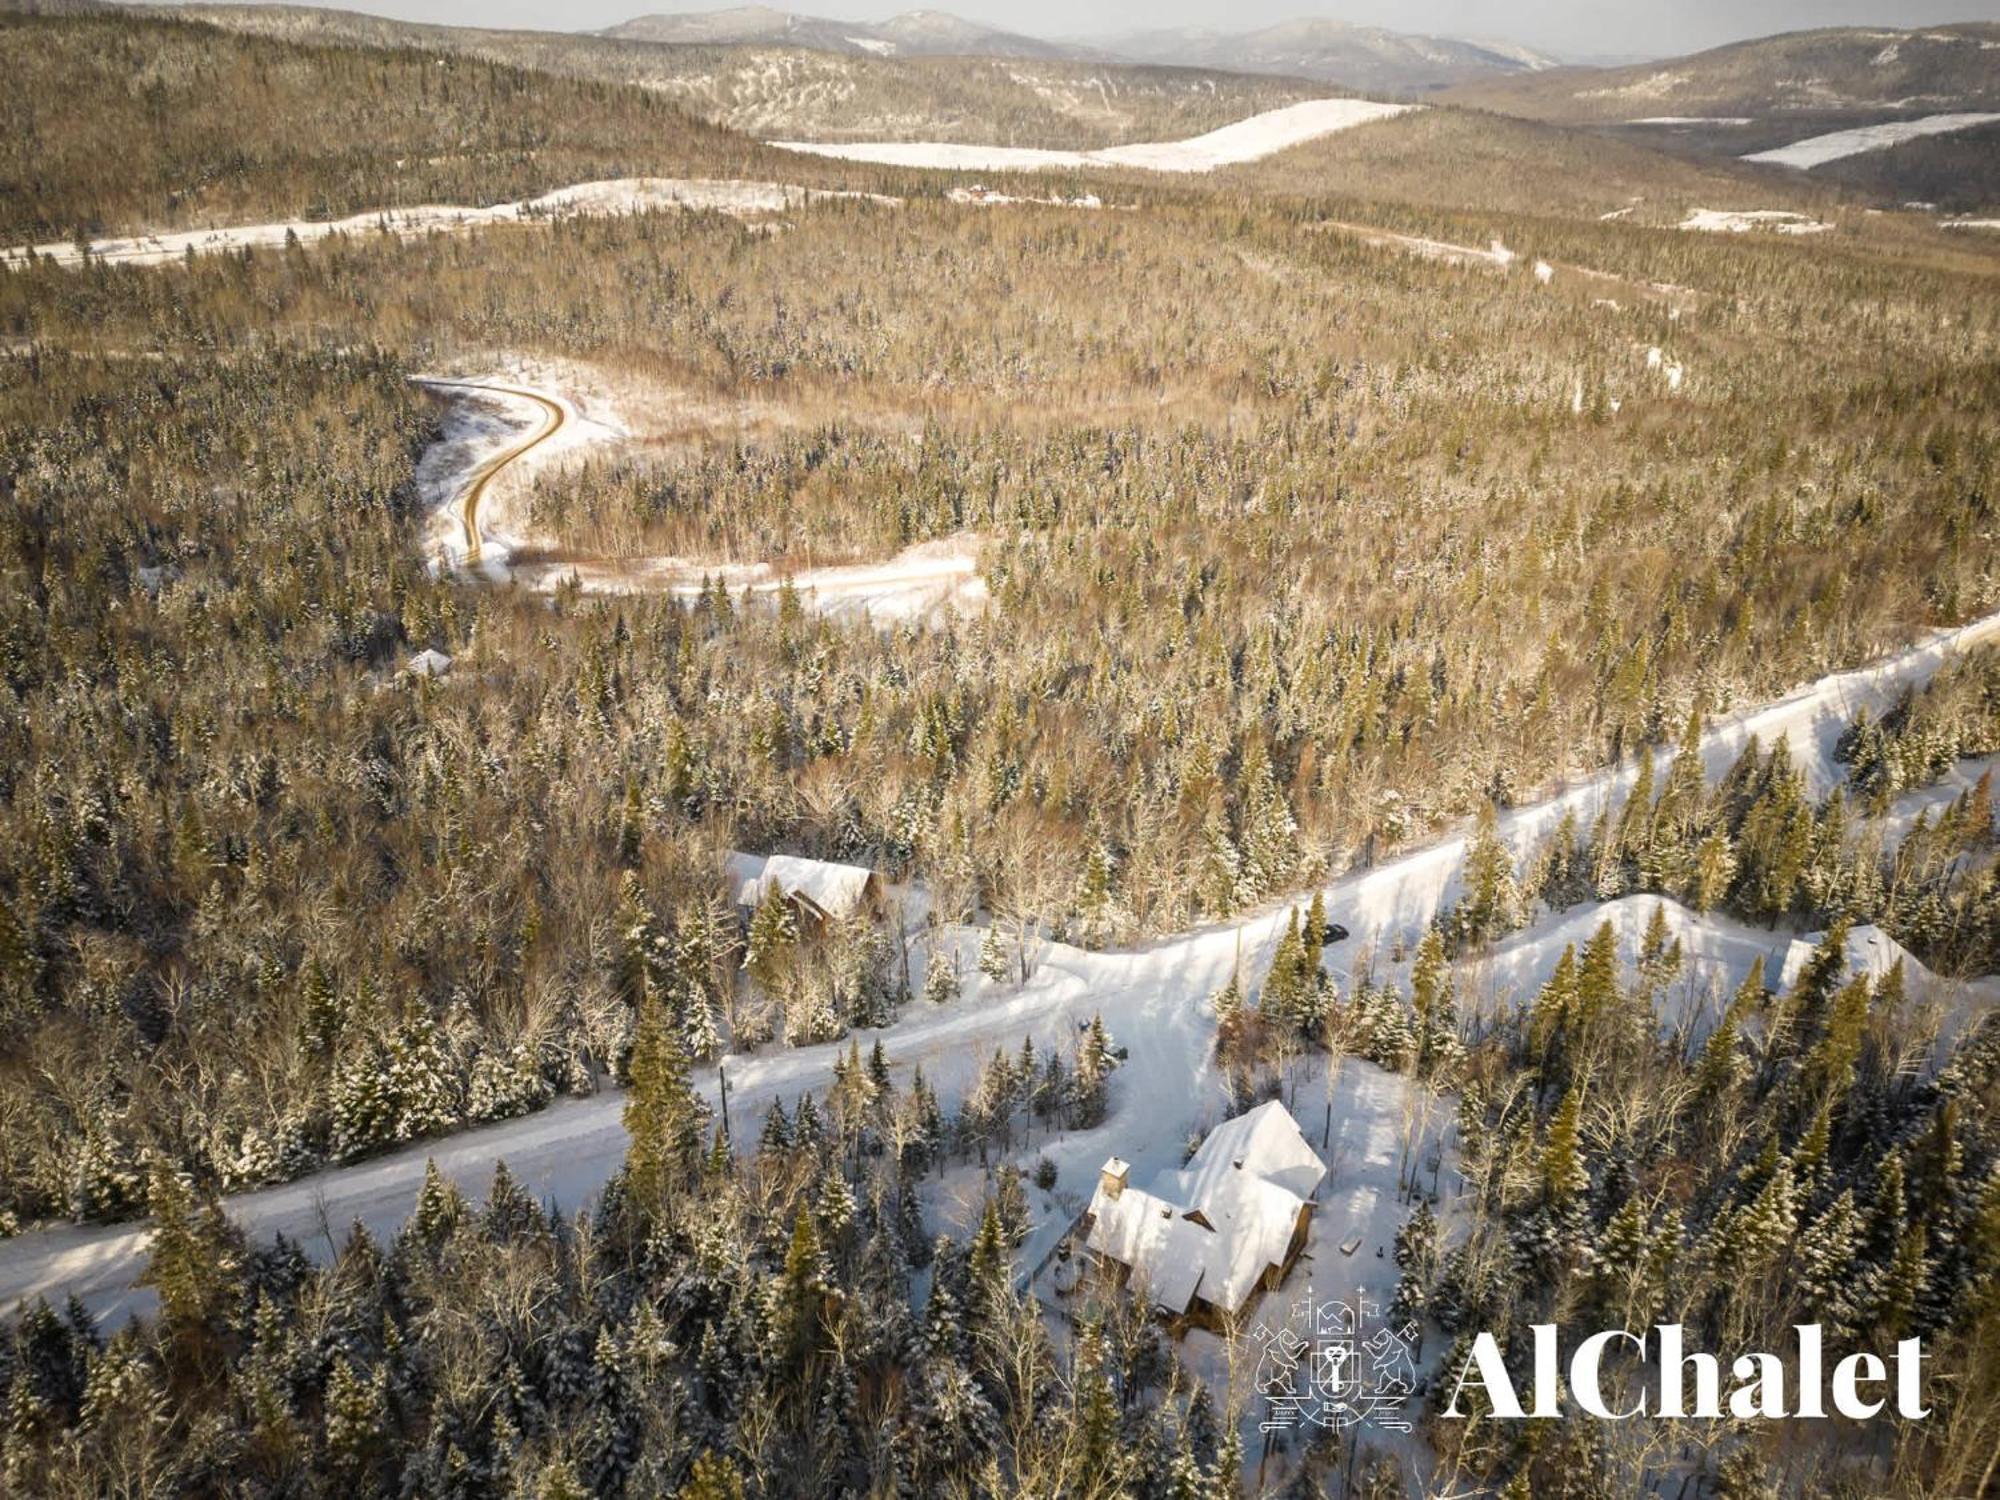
[5,599,1999,1322]
[771,97,1414,173]
[1744,111,2000,170]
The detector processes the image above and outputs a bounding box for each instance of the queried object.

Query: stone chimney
[1100,1157,1130,1200]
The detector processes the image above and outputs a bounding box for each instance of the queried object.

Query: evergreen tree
[136,1159,240,1366]
[677,1450,747,1500]
[1541,1087,1588,1206]
[623,994,709,1215]
[1796,1189,1865,1340]
[1412,928,1456,1080]
[978,921,1012,986]
[743,882,797,999]
[1459,801,1519,947]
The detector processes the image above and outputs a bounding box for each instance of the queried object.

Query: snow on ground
[1318,221,1516,271]
[1678,207,1834,235]
[771,98,1415,175]
[1943,219,2000,232]
[520,534,990,621]
[1448,896,1784,1038]
[946,185,1107,208]
[1149,1063,1458,1491]
[11,606,2000,1323]
[1628,116,1754,126]
[1869,753,2000,848]
[415,373,986,619]
[2,179,898,270]
[414,369,625,580]
[1743,112,2000,170]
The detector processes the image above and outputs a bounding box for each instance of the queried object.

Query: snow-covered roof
[728,851,880,921]
[1084,1100,1325,1317]
[405,648,454,678]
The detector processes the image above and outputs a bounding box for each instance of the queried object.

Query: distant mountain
[602,7,1071,60]
[1090,18,1560,94]
[144,3,1316,149]
[0,0,111,14]
[1445,23,2000,123]
[1445,23,2000,212]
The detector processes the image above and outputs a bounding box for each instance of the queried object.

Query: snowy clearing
[522,534,990,620]
[1678,207,1834,235]
[770,97,1415,174]
[1743,112,2000,169]
[2,179,898,270]
[416,374,987,619]
[946,185,1107,209]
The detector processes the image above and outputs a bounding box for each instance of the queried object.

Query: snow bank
[1744,112,2000,170]
[3,179,897,270]
[1870,754,2000,849]
[1445,897,1785,1042]
[771,98,1415,175]
[1774,923,1918,991]
[1678,208,1833,235]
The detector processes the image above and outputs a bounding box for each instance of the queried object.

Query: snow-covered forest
[4,5,2000,1497]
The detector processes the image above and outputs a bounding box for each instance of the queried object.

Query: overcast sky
[151,1,2000,61]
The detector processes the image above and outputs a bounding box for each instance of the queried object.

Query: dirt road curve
[417,379,566,570]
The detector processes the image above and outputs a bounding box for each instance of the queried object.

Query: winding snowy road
[416,379,568,574]
[5,590,2000,1320]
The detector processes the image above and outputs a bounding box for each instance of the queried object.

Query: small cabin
[725,851,887,936]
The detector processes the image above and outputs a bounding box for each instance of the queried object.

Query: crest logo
[1251,1289,1418,1433]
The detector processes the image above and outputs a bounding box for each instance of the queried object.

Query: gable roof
[1084,1099,1326,1317]
[727,851,880,921]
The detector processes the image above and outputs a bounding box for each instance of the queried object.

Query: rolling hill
[604,6,1071,59]
[1445,24,2000,210]
[1090,18,1558,94]
[147,3,1320,147]
[0,6,782,243]
[1445,23,2000,123]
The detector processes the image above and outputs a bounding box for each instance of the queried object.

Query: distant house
[1082,1099,1326,1326]
[724,851,887,935]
